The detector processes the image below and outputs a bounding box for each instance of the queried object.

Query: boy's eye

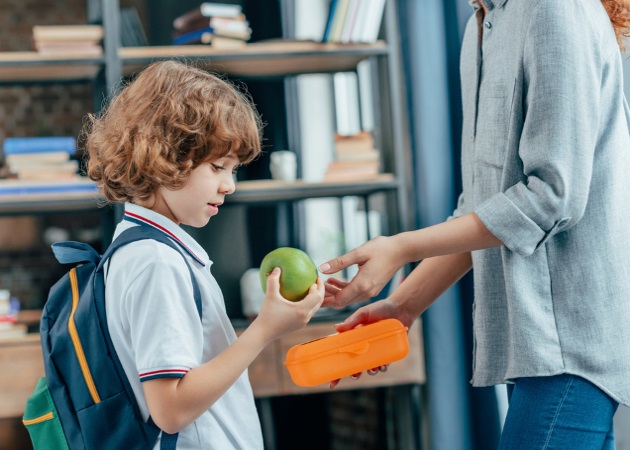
[211,164,224,172]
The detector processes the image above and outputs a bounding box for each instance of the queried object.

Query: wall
[613,47,630,450]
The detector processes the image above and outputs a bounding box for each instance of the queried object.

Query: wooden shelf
[0,52,103,84]
[120,40,388,77]
[229,174,398,204]
[0,179,102,215]
[0,175,397,214]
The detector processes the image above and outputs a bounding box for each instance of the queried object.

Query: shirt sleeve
[122,241,203,382]
[474,0,603,256]
[448,192,467,221]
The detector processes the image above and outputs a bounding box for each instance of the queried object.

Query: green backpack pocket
[22,377,70,450]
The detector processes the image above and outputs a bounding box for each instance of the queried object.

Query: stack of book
[32,25,104,56]
[323,0,387,44]
[172,3,251,48]
[3,137,79,181]
[0,292,26,340]
[324,131,380,181]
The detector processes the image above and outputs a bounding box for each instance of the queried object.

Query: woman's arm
[321,212,501,308]
[331,252,473,331]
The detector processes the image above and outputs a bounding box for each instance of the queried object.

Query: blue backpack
[22,224,202,450]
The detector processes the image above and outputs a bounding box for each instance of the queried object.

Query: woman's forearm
[396,213,502,264]
[390,252,473,319]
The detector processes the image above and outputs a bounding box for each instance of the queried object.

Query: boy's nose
[222,174,236,194]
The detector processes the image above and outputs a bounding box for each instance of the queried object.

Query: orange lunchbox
[284,319,409,387]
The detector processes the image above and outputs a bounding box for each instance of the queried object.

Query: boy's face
[152,152,239,227]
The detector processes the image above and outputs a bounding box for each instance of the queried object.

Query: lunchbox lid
[285,318,408,366]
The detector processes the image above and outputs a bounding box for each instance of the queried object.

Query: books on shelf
[172,3,251,48]
[32,25,104,42]
[173,3,244,30]
[120,7,149,47]
[2,137,79,181]
[3,137,76,156]
[9,161,80,181]
[323,0,386,44]
[32,25,104,55]
[0,323,27,340]
[0,177,98,196]
[324,131,381,181]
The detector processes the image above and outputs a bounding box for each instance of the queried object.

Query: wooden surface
[0,334,43,419]
[120,40,387,77]
[0,320,425,418]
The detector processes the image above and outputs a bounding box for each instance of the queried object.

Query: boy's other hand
[255,268,324,343]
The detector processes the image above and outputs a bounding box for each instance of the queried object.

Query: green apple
[259,247,318,301]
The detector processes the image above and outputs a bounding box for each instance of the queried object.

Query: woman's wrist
[390,231,423,265]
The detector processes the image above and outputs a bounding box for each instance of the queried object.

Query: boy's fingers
[265,267,281,294]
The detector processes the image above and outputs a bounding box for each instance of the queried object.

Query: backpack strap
[95,224,203,448]
[51,241,101,266]
[97,225,202,318]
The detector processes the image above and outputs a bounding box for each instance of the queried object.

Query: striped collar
[122,203,210,267]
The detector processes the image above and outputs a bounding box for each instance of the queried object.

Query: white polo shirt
[105,203,263,449]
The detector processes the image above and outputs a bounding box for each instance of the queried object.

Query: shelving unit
[0,52,103,84]
[120,40,388,77]
[0,1,423,448]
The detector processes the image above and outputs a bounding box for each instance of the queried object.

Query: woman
[320,0,630,447]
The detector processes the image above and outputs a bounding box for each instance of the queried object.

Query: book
[329,0,350,43]
[322,0,338,42]
[6,151,71,165]
[327,159,379,171]
[333,72,361,136]
[322,0,386,44]
[350,0,371,42]
[335,131,375,152]
[35,42,103,55]
[173,3,244,31]
[173,16,249,37]
[3,137,76,156]
[172,27,215,45]
[358,0,386,43]
[32,25,104,42]
[340,0,362,44]
[172,27,250,46]
[210,36,248,49]
[120,7,149,47]
[0,178,97,196]
[0,323,27,340]
[324,171,380,182]
[335,149,380,162]
[10,160,79,176]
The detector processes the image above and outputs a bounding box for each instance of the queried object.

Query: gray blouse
[454,0,630,405]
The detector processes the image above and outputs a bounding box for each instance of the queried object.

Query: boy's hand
[254,268,324,343]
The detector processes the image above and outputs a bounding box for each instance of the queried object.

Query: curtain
[396,0,502,448]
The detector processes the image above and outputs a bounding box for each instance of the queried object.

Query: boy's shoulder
[109,232,190,273]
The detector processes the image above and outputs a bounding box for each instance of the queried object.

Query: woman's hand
[253,268,324,344]
[319,236,410,309]
[334,298,416,331]
[327,299,417,389]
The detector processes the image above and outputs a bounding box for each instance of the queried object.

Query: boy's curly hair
[84,60,262,203]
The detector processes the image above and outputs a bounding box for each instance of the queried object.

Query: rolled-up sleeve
[475,0,601,256]
[448,192,467,221]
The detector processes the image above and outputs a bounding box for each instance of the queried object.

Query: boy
[84,60,324,449]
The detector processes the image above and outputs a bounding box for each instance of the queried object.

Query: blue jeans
[498,374,619,449]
